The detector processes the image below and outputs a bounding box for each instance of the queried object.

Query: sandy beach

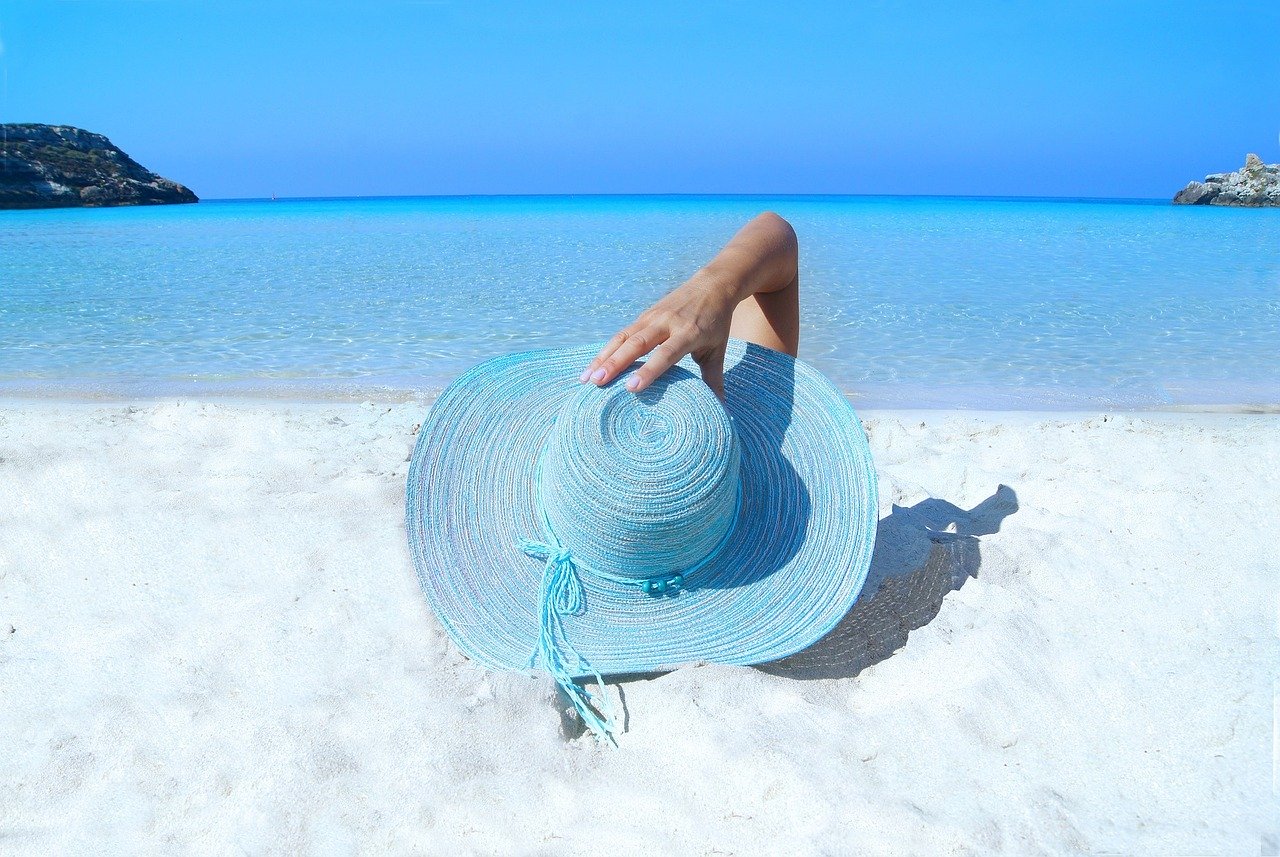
[1,399,1275,854]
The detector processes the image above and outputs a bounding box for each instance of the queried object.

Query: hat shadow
[757,484,1019,680]
[565,486,1020,739]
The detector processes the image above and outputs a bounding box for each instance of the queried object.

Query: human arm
[579,211,800,398]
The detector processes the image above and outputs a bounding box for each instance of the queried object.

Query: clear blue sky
[2,0,1276,199]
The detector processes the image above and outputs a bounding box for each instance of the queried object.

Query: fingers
[625,338,690,394]
[585,327,663,388]
[579,323,723,396]
[580,328,636,383]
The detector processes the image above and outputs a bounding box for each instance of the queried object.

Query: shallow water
[2,195,1277,407]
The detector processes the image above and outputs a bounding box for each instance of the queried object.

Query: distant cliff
[1173,153,1280,207]
[0,124,197,210]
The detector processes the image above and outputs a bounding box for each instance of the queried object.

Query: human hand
[579,269,739,399]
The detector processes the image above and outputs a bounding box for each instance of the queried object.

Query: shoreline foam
[0,387,1276,414]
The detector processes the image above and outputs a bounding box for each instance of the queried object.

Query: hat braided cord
[518,537,618,744]
[518,484,741,743]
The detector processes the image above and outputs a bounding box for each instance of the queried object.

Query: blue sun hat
[405,338,877,743]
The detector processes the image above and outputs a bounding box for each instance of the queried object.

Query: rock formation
[1173,153,1280,206]
[0,124,197,210]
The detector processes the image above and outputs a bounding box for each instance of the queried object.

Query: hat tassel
[519,538,619,744]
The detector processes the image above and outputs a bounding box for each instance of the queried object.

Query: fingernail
[590,368,606,384]
[578,368,591,383]
[625,375,640,392]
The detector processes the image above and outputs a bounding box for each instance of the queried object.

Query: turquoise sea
[2,195,1277,408]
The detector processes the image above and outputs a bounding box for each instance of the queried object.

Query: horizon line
[203,192,1171,205]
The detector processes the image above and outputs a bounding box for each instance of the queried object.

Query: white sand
[1,400,1276,854]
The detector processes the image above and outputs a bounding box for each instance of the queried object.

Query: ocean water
[2,195,1277,408]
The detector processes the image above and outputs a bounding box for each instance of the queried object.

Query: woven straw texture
[405,338,878,676]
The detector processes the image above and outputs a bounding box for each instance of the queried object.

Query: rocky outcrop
[0,124,197,210]
[1173,153,1280,206]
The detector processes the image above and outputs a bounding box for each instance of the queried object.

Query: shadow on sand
[758,484,1019,681]
[567,485,1021,738]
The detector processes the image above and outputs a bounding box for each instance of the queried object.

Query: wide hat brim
[405,338,878,677]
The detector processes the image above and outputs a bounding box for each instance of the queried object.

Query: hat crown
[538,366,741,580]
